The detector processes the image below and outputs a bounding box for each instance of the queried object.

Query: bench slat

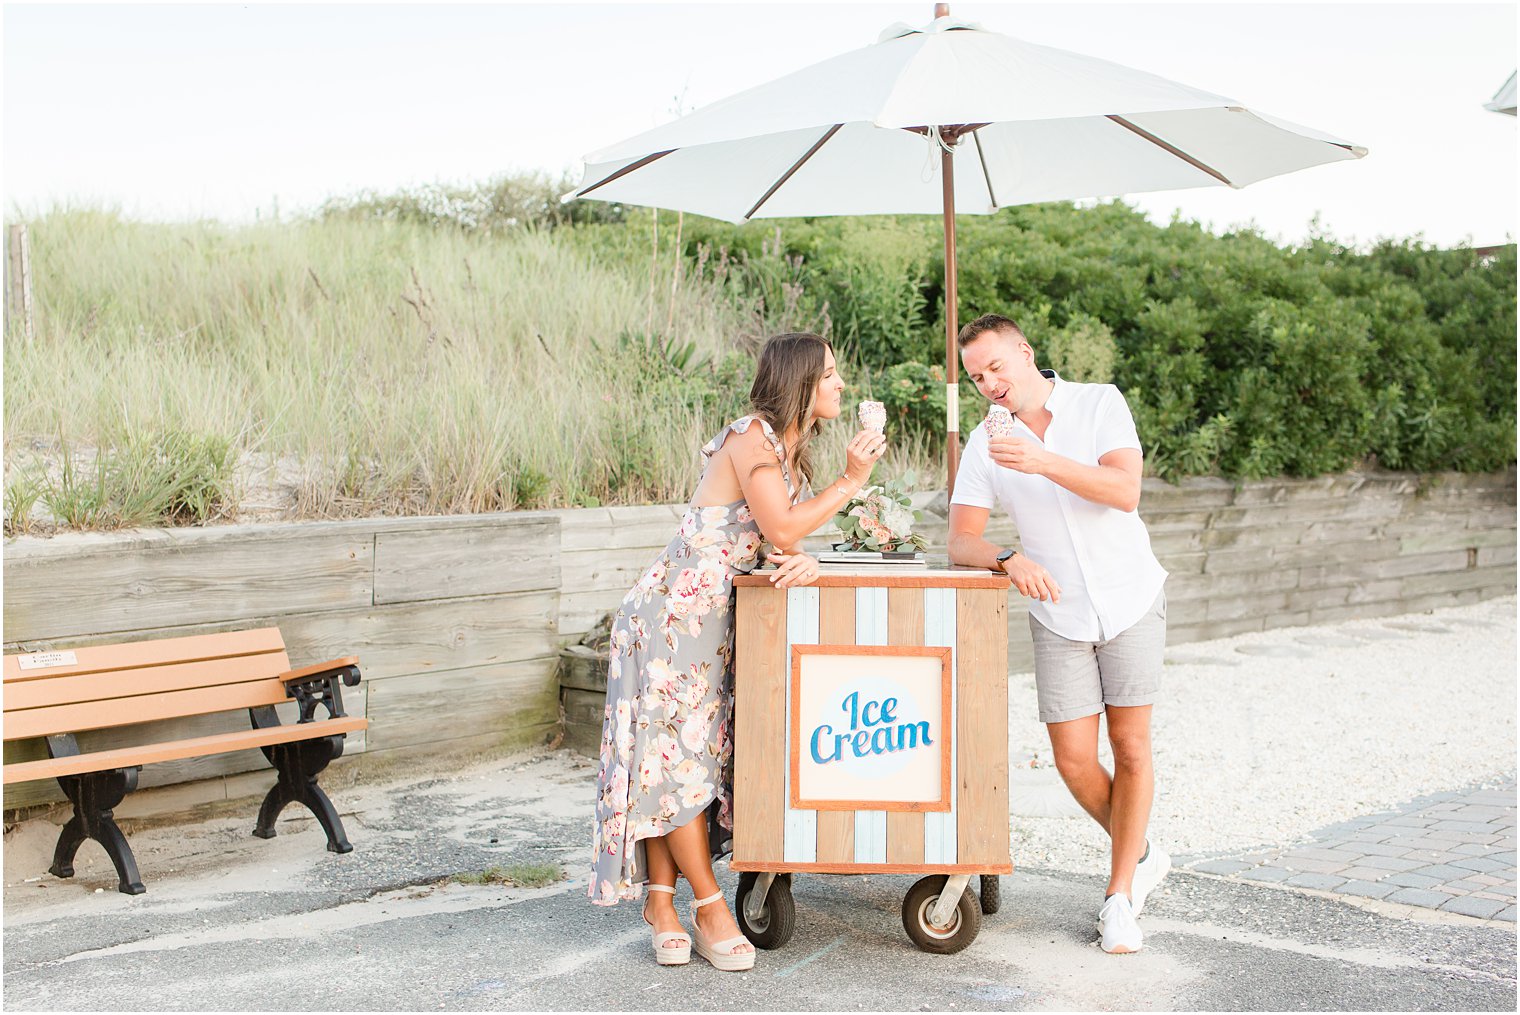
[2,716,369,784]
[4,629,287,683]
[3,654,295,714]
[280,656,359,683]
[3,682,293,741]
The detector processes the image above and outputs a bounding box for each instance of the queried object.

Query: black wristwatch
[994,548,1018,573]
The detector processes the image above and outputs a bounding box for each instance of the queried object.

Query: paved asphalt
[3,753,1515,1012]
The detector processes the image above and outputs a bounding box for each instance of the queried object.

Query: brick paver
[1182,779,1517,922]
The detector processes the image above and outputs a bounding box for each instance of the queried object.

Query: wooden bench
[3,628,368,895]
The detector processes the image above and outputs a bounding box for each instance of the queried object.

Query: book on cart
[815,551,927,567]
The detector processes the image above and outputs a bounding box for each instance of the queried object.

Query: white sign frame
[789,644,952,812]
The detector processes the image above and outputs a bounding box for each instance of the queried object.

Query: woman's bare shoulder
[726,424,786,466]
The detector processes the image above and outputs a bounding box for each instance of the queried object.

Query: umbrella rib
[577,150,677,197]
[744,124,843,220]
[1107,115,1235,187]
[971,129,998,209]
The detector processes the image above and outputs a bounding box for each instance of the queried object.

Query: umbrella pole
[941,131,960,498]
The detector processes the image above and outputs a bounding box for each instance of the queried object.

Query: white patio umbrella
[569,5,1366,492]
[1484,71,1516,115]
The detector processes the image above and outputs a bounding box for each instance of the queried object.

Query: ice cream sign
[790,646,952,811]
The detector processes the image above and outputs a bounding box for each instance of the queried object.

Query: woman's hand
[844,429,887,486]
[766,551,821,589]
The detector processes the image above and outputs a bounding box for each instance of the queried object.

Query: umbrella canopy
[570,9,1366,491]
[574,15,1364,220]
[1485,70,1516,115]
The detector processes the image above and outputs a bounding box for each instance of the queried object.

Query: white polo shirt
[952,371,1168,643]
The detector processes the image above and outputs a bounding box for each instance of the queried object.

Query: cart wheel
[902,875,981,954]
[979,874,1002,915]
[736,872,796,950]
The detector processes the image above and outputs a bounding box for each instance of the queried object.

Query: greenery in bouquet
[832,476,928,554]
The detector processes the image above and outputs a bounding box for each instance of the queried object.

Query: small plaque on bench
[16,651,78,671]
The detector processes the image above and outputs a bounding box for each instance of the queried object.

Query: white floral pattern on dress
[588,417,799,906]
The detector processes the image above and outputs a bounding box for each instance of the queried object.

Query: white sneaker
[1132,841,1171,916]
[1098,894,1143,954]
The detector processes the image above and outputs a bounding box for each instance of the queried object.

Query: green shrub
[21,429,235,531]
[6,186,1512,530]
[873,361,946,444]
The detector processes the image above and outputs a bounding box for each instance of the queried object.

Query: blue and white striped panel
[923,587,958,864]
[853,586,889,864]
[782,585,819,864]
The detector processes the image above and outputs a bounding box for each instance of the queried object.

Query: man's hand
[988,436,1050,476]
[1003,553,1062,603]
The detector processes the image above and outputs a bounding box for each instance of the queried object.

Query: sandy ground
[1006,596,1517,872]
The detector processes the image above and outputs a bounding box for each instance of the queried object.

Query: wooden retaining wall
[4,467,1514,815]
[996,468,1518,673]
[3,513,562,813]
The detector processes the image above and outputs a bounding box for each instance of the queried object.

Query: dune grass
[4,207,917,532]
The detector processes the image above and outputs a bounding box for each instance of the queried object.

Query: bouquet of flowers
[832,476,927,554]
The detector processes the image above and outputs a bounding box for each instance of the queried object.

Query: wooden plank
[280,591,558,683]
[560,547,663,596]
[853,587,888,862]
[4,628,287,683]
[887,587,925,646]
[558,590,628,641]
[4,654,291,713]
[5,698,276,808]
[956,588,1009,867]
[3,531,374,643]
[362,657,558,752]
[557,505,682,552]
[887,586,927,864]
[782,587,818,864]
[279,656,359,683]
[4,681,291,740]
[817,587,856,644]
[34,591,560,685]
[3,717,366,784]
[731,860,1011,875]
[0,588,548,796]
[733,585,786,865]
[816,811,856,864]
[923,587,958,864]
[735,572,1010,589]
[888,805,926,865]
[812,585,857,862]
[374,516,558,604]
[2,690,371,810]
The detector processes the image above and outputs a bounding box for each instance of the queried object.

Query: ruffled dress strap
[700,415,798,502]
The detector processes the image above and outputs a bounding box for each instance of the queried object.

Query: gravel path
[1007,596,1517,874]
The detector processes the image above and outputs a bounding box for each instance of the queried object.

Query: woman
[588,332,886,971]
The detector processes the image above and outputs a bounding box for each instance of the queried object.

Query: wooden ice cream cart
[729,564,1011,954]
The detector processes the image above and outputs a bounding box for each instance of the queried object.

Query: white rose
[882,501,916,536]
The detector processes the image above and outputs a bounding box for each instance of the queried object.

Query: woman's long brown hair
[748,332,830,488]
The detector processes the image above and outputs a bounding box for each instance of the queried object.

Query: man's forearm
[949,529,1006,569]
[1040,455,1140,512]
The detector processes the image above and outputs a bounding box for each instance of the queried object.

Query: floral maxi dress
[588,416,799,906]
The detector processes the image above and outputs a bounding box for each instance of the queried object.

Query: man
[947,313,1169,954]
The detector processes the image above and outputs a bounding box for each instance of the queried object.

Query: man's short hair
[957,313,1025,348]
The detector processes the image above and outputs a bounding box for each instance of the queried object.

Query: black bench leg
[254,736,352,853]
[48,814,89,879]
[50,768,146,895]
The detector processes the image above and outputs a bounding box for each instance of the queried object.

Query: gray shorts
[1028,590,1166,724]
